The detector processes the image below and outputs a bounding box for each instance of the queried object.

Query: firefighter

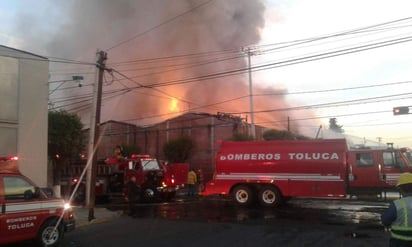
[126,176,139,218]
[197,168,204,193]
[381,172,412,246]
[187,168,197,196]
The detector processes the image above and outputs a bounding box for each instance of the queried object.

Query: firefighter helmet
[397,173,412,187]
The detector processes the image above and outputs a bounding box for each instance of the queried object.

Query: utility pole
[246,47,256,138]
[86,50,107,221]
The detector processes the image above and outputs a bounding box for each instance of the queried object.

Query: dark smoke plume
[14,0,307,133]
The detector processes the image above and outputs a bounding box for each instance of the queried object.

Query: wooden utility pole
[246,48,256,138]
[86,50,107,221]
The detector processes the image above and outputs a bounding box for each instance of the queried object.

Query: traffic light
[393,106,410,115]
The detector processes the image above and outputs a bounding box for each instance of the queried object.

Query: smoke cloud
[14,0,310,134]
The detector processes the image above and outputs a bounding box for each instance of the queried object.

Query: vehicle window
[355,153,374,167]
[141,159,160,170]
[383,151,406,168]
[404,151,412,164]
[3,176,35,200]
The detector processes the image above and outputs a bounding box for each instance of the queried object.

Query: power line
[105,0,214,52]
[226,92,412,115]
[48,17,412,97]
[259,17,412,54]
[52,76,412,118]
[256,110,391,125]
[104,34,412,91]
[255,80,412,96]
[106,16,412,71]
[50,18,412,122]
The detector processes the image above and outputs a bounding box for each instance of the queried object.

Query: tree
[48,110,84,186]
[329,118,344,133]
[120,144,141,158]
[230,133,255,141]
[263,129,295,140]
[163,136,194,163]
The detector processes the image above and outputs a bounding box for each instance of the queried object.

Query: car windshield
[141,159,160,170]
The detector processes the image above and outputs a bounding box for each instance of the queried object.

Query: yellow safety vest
[187,171,197,185]
[391,197,412,241]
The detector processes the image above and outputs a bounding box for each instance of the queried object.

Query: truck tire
[232,185,254,206]
[258,186,282,207]
[36,218,63,247]
[142,188,156,201]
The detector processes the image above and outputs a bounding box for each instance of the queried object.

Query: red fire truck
[106,154,189,202]
[0,156,75,246]
[69,154,189,203]
[202,139,412,206]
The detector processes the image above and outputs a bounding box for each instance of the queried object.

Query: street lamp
[49,76,84,95]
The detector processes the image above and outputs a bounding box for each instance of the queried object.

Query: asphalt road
[61,197,391,247]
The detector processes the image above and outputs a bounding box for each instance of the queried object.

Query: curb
[73,207,123,228]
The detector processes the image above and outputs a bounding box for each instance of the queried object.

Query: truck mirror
[24,189,34,200]
[34,187,42,198]
[129,161,133,170]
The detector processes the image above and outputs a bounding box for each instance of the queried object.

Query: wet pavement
[4,196,391,247]
[72,206,123,227]
[104,196,388,227]
[63,196,391,247]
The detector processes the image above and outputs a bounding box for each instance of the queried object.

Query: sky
[1,0,411,148]
[258,0,412,147]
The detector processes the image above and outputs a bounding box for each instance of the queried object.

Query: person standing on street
[126,176,139,218]
[197,168,204,194]
[381,172,412,246]
[187,168,197,196]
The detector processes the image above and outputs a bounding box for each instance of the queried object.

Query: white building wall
[18,58,49,187]
[0,46,49,187]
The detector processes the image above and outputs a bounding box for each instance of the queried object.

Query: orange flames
[169,98,180,113]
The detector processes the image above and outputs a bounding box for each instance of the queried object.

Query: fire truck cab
[107,154,189,202]
[347,145,412,195]
[0,156,75,246]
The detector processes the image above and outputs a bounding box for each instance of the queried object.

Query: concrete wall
[17,56,49,187]
[0,46,49,187]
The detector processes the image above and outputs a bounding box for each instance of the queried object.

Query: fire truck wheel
[143,188,156,201]
[36,218,63,247]
[232,185,254,206]
[258,186,282,207]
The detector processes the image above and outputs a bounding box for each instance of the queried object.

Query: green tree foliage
[263,129,295,140]
[48,110,84,185]
[121,144,141,157]
[329,118,344,133]
[294,134,310,140]
[48,110,84,160]
[230,133,255,141]
[163,136,194,163]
